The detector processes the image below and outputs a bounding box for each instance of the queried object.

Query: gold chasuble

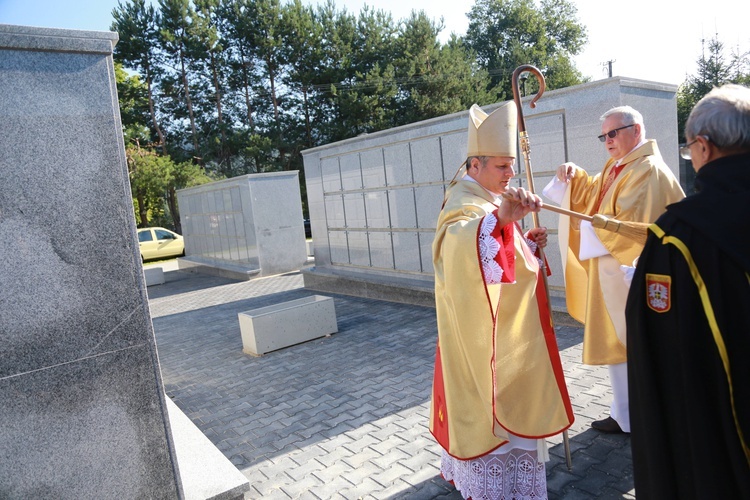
[559,140,685,365]
[430,180,574,460]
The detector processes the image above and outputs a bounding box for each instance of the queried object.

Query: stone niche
[177,171,308,280]
[0,24,247,499]
[301,77,681,307]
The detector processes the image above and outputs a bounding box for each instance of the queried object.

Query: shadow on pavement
[145,270,242,299]
[147,270,630,499]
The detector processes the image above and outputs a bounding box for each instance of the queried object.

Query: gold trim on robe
[559,140,685,365]
[430,180,574,460]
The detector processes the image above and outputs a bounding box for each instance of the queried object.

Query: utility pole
[601,59,616,78]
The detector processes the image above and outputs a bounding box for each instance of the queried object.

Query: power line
[302,66,510,94]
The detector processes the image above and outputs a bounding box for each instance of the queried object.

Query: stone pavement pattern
[147,268,635,499]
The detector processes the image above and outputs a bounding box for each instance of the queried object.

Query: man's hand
[556,162,582,183]
[526,227,548,249]
[496,187,543,227]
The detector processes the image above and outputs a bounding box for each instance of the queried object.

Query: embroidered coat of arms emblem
[646,273,671,313]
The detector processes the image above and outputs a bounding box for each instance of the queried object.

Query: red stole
[595,162,627,211]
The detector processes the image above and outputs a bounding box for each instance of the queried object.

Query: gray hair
[685,84,750,151]
[465,155,517,171]
[466,156,489,169]
[601,106,646,140]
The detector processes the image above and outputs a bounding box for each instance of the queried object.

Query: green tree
[244,0,289,170]
[392,12,498,124]
[677,36,749,139]
[324,6,399,141]
[218,0,260,133]
[114,61,151,146]
[111,0,600,229]
[158,0,202,162]
[538,0,587,89]
[216,0,282,177]
[307,2,358,143]
[333,63,399,138]
[127,145,215,231]
[464,0,587,98]
[350,5,397,76]
[112,0,167,152]
[281,0,323,148]
[729,46,750,86]
[193,0,232,170]
[127,146,174,227]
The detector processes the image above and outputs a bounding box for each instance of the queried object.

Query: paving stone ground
[147,266,636,499]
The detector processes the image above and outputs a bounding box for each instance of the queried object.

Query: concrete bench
[238,295,337,356]
[144,267,165,286]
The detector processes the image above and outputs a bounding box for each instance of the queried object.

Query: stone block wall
[301,77,680,302]
[0,24,176,499]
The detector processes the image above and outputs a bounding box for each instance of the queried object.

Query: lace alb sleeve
[479,213,504,284]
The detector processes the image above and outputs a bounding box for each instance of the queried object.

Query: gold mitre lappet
[467,102,517,158]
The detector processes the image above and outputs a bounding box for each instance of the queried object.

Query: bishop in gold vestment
[430,102,573,500]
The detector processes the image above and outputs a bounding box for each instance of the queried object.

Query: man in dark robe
[626,83,750,499]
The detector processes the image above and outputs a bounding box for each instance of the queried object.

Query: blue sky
[2,0,748,86]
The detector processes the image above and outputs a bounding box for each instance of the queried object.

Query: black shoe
[591,416,628,434]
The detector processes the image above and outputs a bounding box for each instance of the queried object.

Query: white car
[137,227,185,262]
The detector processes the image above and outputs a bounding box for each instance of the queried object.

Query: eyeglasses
[597,124,635,142]
[679,135,709,160]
